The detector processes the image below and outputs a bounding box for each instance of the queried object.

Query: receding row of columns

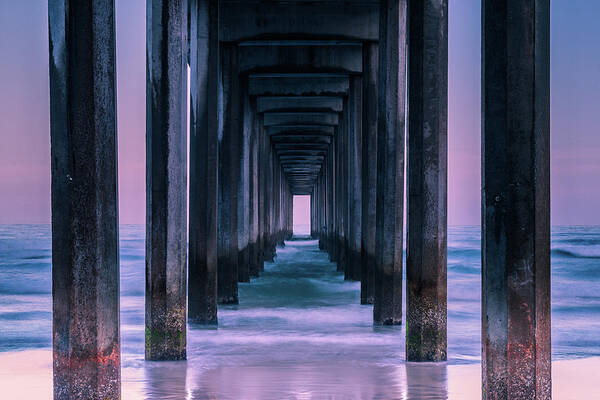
[48,0,550,398]
[311,0,550,398]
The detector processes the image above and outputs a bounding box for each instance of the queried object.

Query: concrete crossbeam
[257,96,344,113]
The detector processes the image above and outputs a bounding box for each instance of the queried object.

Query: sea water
[0,224,599,366]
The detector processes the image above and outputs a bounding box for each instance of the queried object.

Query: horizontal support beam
[249,76,349,96]
[274,143,330,150]
[267,126,335,136]
[220,2,379,42]
[257,96,344,113]
[239,40,362,47]
[280,161,324,166]
[283,165,322,170]
[238,45,362,74]
[276,149,328,156]
[264,112,339,126]
[270,137,332,145]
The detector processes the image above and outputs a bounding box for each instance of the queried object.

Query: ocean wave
[448,263,479,275]
[557,238,600,246]
[0,311,50,321]
[21,255,49,260]
[552,248,600,259]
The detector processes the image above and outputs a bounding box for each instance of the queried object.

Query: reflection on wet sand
[3,350,600,399]
[144,361,188,399]
[405,362,448,399]
[135,361,449,399]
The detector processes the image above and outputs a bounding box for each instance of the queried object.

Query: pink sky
[1,0,599,225]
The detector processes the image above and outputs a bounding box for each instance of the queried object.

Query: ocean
[0,224,599,367]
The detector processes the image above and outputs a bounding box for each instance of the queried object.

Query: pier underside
[47,1,551,399]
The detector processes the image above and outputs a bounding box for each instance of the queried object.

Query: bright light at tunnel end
[293,195,311,236]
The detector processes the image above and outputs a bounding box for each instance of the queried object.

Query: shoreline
[1,349,598,399]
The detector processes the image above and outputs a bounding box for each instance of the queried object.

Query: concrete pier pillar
[314,178,319,239]
[257,114,267,268]
[189,0,219,325]
[273,158,282,245]
[218,44,240,304]
[146,0,188,360]
[238,80,251,283]
[49,1,120,397]
[327,142,336,256]
[273,160,279,246]
[337,103,348,273]
[406,0,448,362]
[482,1,551,398]
[248,99,261,277]
[330,129,339,263]
[347,76,363,281]
[374,0,407,325]
[318,172,324,244]
[263,139,276,262]
[332,121,340,265]
[317,174,323,242]
[361,42,378,305]
[288,183,292,238]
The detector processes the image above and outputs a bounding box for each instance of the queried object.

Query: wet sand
[1,349,599,399]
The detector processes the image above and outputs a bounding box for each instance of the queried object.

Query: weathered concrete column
[374,0,407,325]
[288,181,293,238]
[330,127,339,263]
[314,177,319,239]
[189,0,219,325]
[318,172,324,243]
[331,135,338,262]
[263,137,276,262]
[257,114,267,268]
[49,1,120,397]
[314,176,318,238]
[284,172,289,238]
[337,103,348,273]
[218,44,240,304]
[327,141,336,255]
[146,0,188,360]
[332,124,340,263]
[238,79,251,283]
[273,157,282,245]
[248,99,260,277]
[347,76,363,281]
[406,0,448,362]
[361,42,378,305]
[317,174,323,241]
[482,1,551,398]
[322,172,325,240]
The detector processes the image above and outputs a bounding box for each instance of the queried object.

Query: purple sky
[1,1,599,225]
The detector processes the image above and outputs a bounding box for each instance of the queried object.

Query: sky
[0,1,599,226]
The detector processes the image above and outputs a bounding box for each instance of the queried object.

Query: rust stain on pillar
[49,0,121,396]
[482,0,551,398]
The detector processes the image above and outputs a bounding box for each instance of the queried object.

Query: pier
[48,1,550,399]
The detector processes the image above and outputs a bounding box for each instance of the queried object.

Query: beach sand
[1,350,598,399]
